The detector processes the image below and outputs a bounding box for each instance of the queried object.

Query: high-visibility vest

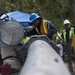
[35,20,49,35]
[62,27,75,43]
[21,37,30,44]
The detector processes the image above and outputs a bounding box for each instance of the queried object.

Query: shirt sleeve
[48,21,57,32]
[25,27,38,37]
[46,21,57,38]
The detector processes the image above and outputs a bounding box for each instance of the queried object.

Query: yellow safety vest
[21,37,30,44]
[63,27,74,43]
[35,20,49,35]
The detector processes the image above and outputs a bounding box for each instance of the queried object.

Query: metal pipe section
[19,40,71,75]
[1,46,22,69]
[1,46,15,59]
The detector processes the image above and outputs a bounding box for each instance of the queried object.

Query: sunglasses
[65,24,70,26]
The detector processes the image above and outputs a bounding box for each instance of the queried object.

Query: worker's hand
[57,32,62,39]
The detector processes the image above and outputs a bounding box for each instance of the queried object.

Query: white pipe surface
[19,40,71,75]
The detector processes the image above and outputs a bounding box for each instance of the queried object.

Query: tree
[0,0,75,31]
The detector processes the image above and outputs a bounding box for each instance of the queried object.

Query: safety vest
[21,37,30,44]
[35,20,49,35]
[62,27,75,43]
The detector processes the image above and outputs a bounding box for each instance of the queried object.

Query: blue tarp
[1,11,30,26]
[0,11,30,47]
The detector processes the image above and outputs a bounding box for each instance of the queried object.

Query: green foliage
[0,0,75,32]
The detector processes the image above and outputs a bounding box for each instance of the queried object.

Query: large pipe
[19,40,71,75]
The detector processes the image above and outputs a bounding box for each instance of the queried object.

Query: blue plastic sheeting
[1,11,30,26]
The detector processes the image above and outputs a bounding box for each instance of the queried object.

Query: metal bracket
[19,35,60,61]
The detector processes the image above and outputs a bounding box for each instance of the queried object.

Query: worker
[21,13,64,58]
[62,19,75,56]
[22,13,64,57]
[62,19,75,44]
[62,19,75,72]
[25,13,57,40]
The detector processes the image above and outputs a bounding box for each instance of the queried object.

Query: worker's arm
[24,27,38,37]
[46,30,56,38]
[46,21,57,38]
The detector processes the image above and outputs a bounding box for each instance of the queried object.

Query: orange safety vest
[35,20,49,35]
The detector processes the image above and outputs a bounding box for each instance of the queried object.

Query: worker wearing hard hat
[25,13,57,40]
[62,19,75,72]
[62,19,75,44]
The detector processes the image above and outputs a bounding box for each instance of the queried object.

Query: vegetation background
[0,0,75,32]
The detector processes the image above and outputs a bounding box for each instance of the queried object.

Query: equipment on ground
[0,12,24,46]
[18,35,60,61]
[0,20,24,45]
[0,12,24,75]
[19,38,71,75]
[71,36,75,53]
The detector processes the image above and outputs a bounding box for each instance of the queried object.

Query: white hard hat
[30,13,41,24]
[63,19,70,25]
